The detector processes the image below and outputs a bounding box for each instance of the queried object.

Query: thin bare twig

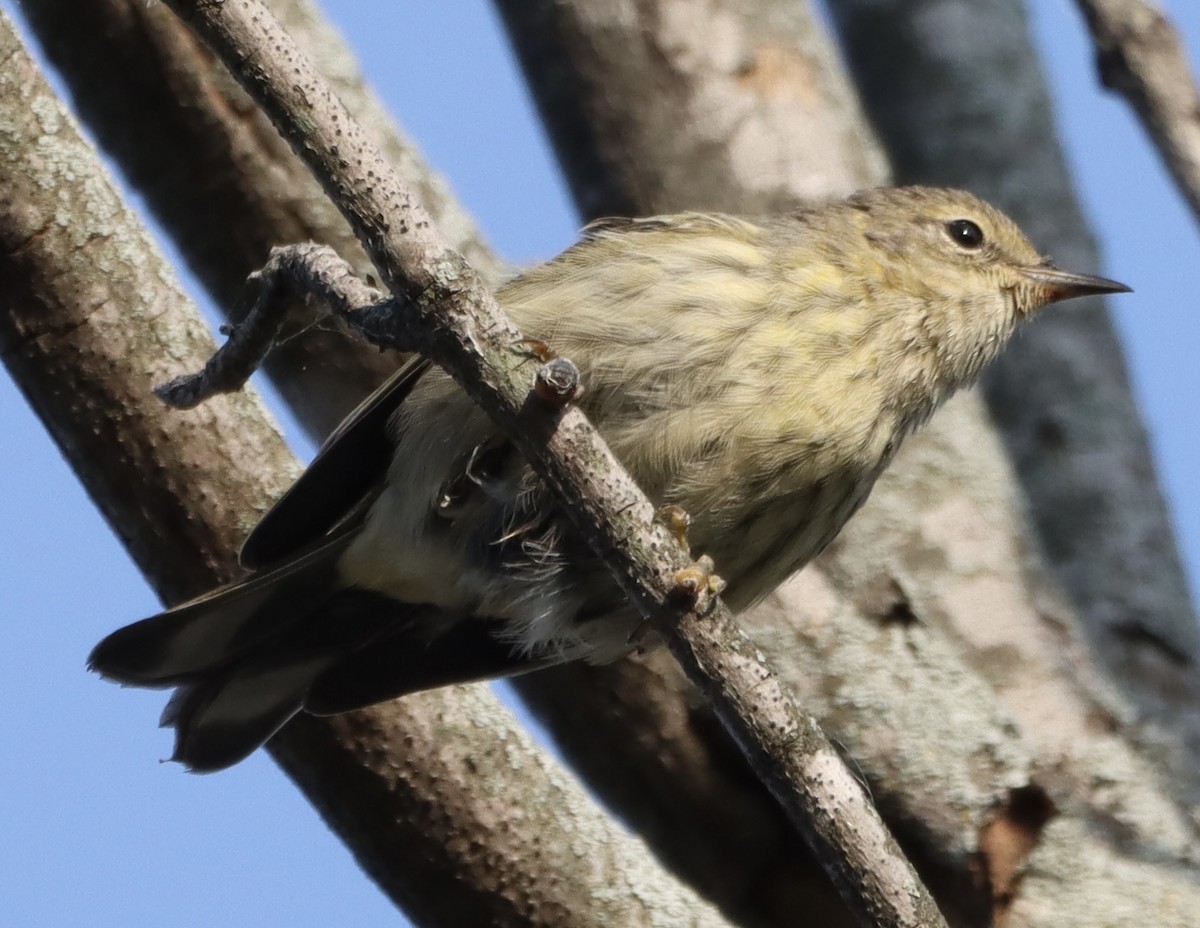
[17,0,510,438]
[154,244,399,408]
[156,243,588,412]
[1075,0,1200,226]
[157,2,949,923]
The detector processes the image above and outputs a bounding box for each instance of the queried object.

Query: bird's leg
[436,435,513,517]
[655,504,692,553]
[511,336,557,364]
[627,508,726,648]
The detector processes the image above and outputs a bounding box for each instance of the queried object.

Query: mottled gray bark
[497,0,1200,924]
[0,13,730,927]
[827,0,1200,821]
[9,0,1197,922]
[17,0,508,438]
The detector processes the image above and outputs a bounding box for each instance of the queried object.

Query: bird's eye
[945,219,985,249]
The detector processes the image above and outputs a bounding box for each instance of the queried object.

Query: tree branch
[0,13,732,926]
[497,2,1200,923]
[17,0,510,438]
[827,0,1200,834]
[153,244,399,409]
[1075,0,1200,226]
[156,1,950,923]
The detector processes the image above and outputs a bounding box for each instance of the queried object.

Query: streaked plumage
[90,187,1128,771]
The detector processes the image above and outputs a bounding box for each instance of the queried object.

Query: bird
[89,186,1129,772]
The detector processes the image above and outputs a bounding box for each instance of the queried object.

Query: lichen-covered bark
[11,0,1197,922]
[496,1,1200,923]
[18,0,508,437]
[0,15,730,927]
[826,0,1200,814]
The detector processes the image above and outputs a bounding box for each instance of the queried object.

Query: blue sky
[2,2,1198,925]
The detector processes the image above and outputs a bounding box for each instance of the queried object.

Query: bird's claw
[511,336,557,363]
[669,555,726,615]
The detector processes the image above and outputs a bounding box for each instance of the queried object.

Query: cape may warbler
[90,186,1129,771]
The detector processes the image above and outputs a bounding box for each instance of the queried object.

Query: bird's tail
[89,535,555,771]
[155,650,340,773]
[89,538,362,772]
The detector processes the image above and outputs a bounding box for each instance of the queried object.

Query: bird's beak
[1020,263,1132,304]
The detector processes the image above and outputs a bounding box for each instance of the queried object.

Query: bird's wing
[302,608,564,716]
[238,356,433,569]
[88,526,358,686]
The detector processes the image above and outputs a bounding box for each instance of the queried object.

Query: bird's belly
[694,470,877,610]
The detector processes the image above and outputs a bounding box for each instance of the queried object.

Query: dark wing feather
[88,529,357,686]
[304,614,561,716]
[239,357,432,569]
